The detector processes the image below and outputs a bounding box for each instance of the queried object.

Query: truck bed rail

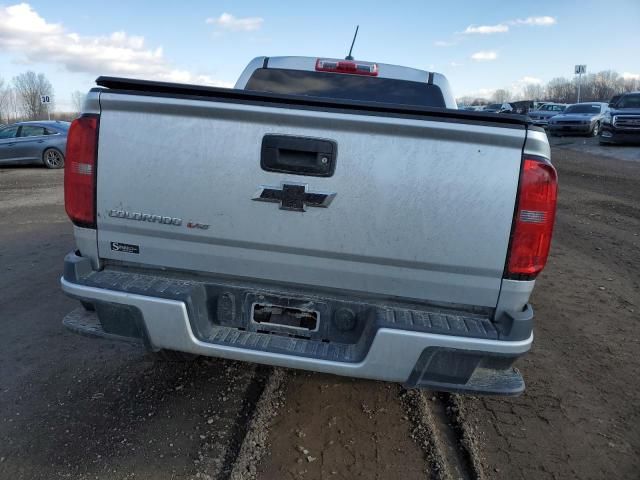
[95,76,531,128]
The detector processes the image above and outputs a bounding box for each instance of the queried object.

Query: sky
[1,0,639,110]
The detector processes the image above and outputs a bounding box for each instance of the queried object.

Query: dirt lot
[0,168,270,480]
[256,373,428,480]
[458,142,640,479]
[1,139,639,479]
[549,134,640,163]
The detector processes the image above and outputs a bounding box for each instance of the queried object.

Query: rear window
[245,68,446,108]
[617,94,640,109]
[565,104,602,114]
[49,122,70,132]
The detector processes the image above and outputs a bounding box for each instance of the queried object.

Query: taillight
[506,156,558,279]
[64,115,99,228]
[315,58,378,76]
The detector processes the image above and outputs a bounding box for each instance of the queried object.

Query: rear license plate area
[252,303,319,333]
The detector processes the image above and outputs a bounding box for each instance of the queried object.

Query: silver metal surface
[95,92,528,308]
[495,279,536,320]
[73,226,100,269]
[523,128,551,160]
[83,91,102,116]
[61,277,533,382]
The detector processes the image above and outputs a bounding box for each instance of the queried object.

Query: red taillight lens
[315,58,378,76]
[64,115,99,228]
[506,156,558,278]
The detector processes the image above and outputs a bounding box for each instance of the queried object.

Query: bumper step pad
[413,367,525,396]
[63,307,143,345]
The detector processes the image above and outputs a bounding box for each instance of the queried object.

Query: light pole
[575,65,586,103]
[40,94,51,120]
[577,72,582,103]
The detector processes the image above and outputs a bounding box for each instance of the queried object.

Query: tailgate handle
[261,135,337,177]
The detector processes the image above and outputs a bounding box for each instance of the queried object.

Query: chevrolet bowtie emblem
[252,183,336,212]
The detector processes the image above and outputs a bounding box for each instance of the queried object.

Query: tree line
[2,69,638,122]
[457,70,638,106]
[0,71,85,125]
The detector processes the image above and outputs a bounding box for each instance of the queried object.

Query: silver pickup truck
[61,56,557,395]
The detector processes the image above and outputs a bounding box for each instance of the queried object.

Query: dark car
[507,100,537,115]
[482,102,512,113]
[599,92,640,145]
[548,102,608,136]
[0,120,70,168]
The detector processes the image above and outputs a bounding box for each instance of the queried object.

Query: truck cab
[235,56,457,108]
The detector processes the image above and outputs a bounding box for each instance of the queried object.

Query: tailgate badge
[253,183,336,212]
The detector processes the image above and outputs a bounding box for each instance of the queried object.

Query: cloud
[449,61,463,68]
[463,23,509,34]
[512,16,556,26]
[471,50,498,61]
[461,16,556,35]
[206,13,263,32]
[0,3,230,86]
[518,76,542,85]
[622,72,640,81]
[434,40,456,47]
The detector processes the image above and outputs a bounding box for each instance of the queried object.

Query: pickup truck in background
[61,56,557,395]
[600,91,640,145]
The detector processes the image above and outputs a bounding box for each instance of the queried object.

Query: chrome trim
[613,116,640,129]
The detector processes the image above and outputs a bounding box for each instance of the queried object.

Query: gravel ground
[0,167,269,480]
[457,144,640,479]
[256,372,429,480]
[549,134,640,163]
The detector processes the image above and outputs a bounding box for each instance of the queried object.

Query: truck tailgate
[95,88,526,308]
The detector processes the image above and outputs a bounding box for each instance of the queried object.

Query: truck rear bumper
[599,127,640,144]
[549,124,593,134]
[61,253,533,395]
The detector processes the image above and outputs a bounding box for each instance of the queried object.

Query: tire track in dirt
[450,146,640,479]
[248,371,430,480]
[401,390,481,480]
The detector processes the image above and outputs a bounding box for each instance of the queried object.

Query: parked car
[507,100,537,115]
[600,92,640,145]
[483,102,512,113]
[548,102,608,136]
[60,56,556,396]
[0,120,70,168]
[528,103,567,127]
